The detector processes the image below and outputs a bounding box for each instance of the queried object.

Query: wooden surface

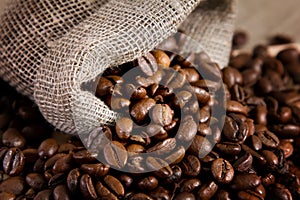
[0,0,299,48]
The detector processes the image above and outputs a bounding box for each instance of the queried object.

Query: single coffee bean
[268,183,293,200]
[80,174,98,200]
[165,146,185,165]
[125,84,147,100]
[38,139,59,158]
[48,173,66,188]
[129,193,154,200]
[181,67,200,83]
[73,149,98,164]
[241,144,267,165]
[146,157,173,178]
[174,192,195,200]
[119,174,133,188]
[53,184,70,200]
[33,189,52,200]
[188,135,212,158]
[256,130,279,148]
[138,52,158,76]
[67,168,81,194]
[2,128,25,149]
[231,173,261,190]
[211,158,234,184]
[233,152,253,172]
[223,115,247,143]
[3,148,25,176]
[115,117,133,140]
[103,175,125,197]
[137,176,158,191]
[180,178,201,193]
[151,50,171,68]
[127,144,145,155]
[242,69,260,87]
[0,192,15,200]
[22,148,39,163]
[0,176,25,196]
[197,180,218,200]
[33,158,46,173]
[44,153,66,171]
[96,77,114,97]
[80,163,110,178]
[149,186,170,200]
[146,138,176,156]
[150,104,173,126]
[53,153,73,174]
[261,150,278,168]
[254,184,266,198]
[279,140,294,158]
[130,98,156,123]
[226,100,249,116]
[177,115,197,141]
[95,181,118,200]
[215,142,241,155]
[191,86,211,105]
[180,155,201,177]
[83,126,112,150]
[110,97,131,110]
[104,141,128,169]
[26,173,46,191]
[250,135,263,151]
[58,143,76,153]
[222,67,243,88]
[272,124,300,138]
[232,31,248,49]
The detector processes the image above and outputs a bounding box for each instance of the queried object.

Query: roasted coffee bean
[125,84,147,100]
[149,186,170,200]
[129,193,154,200]
[242,144,266,165]
[211,158,234,184]
[250,135,263,151]
[33,158,46,173]
[38,139,59,159]
[0,192,15,200]
[22,148,38,163]
[279,140,294,158]
[95,181,118,200]
[2,128,25,149]
[181,67,200,83]
[255,184,266,198]
[48,173,66,188]
[191,86,211,105]
[146,157,173,178]
[232,30,248,49]
[151,50,171,68]
[165,146,185,165]
[104,141,128,169]
[115,117,133,140]
[222,67,243,88]
[58,143,76,153]
[188,135,212,158]
[44,153,66,171]
[67,168,81,194]
[34,189,52,200]
[110,97,131,110]
[53,153,73,174]
[146,138,176,156]
[80,174,98,200]
[272,124,300,138]
[103,175,125,197]
[127,144,145,155]
[231,173,261,190]
[213,190,231,200]
[146,124,167,139]
[150,104,173,126]
[0,176,25,196]
[174,192,196,200]
[180,178,201,193]
[53,184,70,200]
[96,77,114,97]
[177,115,197,141]
[130,98,156,123]
[197,180,218,200]
[26,173,46,191]
[180,155,201,177]
[73,149,98,164]
[268,183,293,200]
[138,52,158,76]
[215,142,241,155]
[261,150,278,168]
[256,130,279,148]
[3,148,25,176]
[223,115,247,143]
[137,176,158,191]
[119,174,133,188]
[233,152,253,172]
[80,163,109,178]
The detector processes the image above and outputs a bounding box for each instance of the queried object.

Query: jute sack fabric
[0,0,237,135]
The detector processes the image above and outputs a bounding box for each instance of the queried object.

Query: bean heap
[0,38,300,200]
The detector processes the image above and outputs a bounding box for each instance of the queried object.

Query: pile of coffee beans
[1,37,300,200]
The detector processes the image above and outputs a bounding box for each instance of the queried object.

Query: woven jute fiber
[0,0,237,135]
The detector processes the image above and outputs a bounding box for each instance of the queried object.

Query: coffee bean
[83,126,112,150]
[3,148,25,176]
[119,174,133,188]
[261,150,278,168]
[80,174,98,200]
[38,139,59,159]
[256,130,279,148]
[197,180,218,200]
[138,52,158,76]
[211,158,234,184]
[44,153,66,171]
[129,193,154,200]
[165,146,185,165]
[0,176,25,196]
[0,192,15,200]
[53,184,70,200]
[279,140,294,158]
[181,67,200,83]
[125,84,147,100]
[53,153,73,174]
[150,104,173,126]
[146,138,176,156]
[255,184,266,198]
[233,152,253,172]
[67,168,81,194]
[103,175,125,197]
[250,135,263,151]
[223,115,248,143]
[130,98,156,123]
[272,124,300,138]
[151,50,171,68]
[2,128,25,149]
[241,144,266,165]
[26,173,46,191]
[177,115,197,141]
[231,173,261,190]
[213,190,231,200]
[180,178,201,193]
[215,142,241,155]
[48,173,66,188]
[96,77,114,97]
[188,135,212,158]
[149,186,170,200]
[22,148,38,163]
[237,190,263,200]
[222,67,243,88]
[104,141,127,169]
[95,181,118,200]
[146,157,173,178]
[137,176,158,191]
[80,163,109,178]
[232,31,248,49]
[268,183,293,200]
[34,189,52,200]
[180,155,201,177]
[191,86,211,105]
[115,117,133,140]
[127,144,145,155]
[73,150,98,164]
[174,192,196,200]
[58,143,76,153]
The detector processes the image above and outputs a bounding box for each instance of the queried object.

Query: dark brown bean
[138,52,158,76]
[3,148,25,176]
[73,149,98,164]
[34,189,52,200]
[96,77,114,97]
[177,115,197,141]
[151,50,171,68]
[215,142,241,155]
[67,168,81,195]
[231,173,261,190]
[188,135,212,158]
[211,158,234,184]
[180,178,201,193]
[53,153,73,174]
[95,181,118,200]
[38,139,59,159]
[149,186,170,200]
[103,175,125,197]
[80,174,98,200]
[146,157,173,178]
[213,190,231,200]
[180,155,201,177]
[130,98,156,123]
[233,152,253,172]
[53,185,70,200]
[174,192,195,200]
[197,180,218,200]
[130,193,154,200]
[137,176,158,191]
[146,138,176,156]
[80,163,110,178]
[0,176,25,196]
[256,130,279,148]
[26,173,46,191]
[115,117,133,140]
[150,104,173,126]
[2,128,25,149]
[237,190,263,200]
[104,141,128,169]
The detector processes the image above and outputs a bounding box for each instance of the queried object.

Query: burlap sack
[0,0,237,135]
